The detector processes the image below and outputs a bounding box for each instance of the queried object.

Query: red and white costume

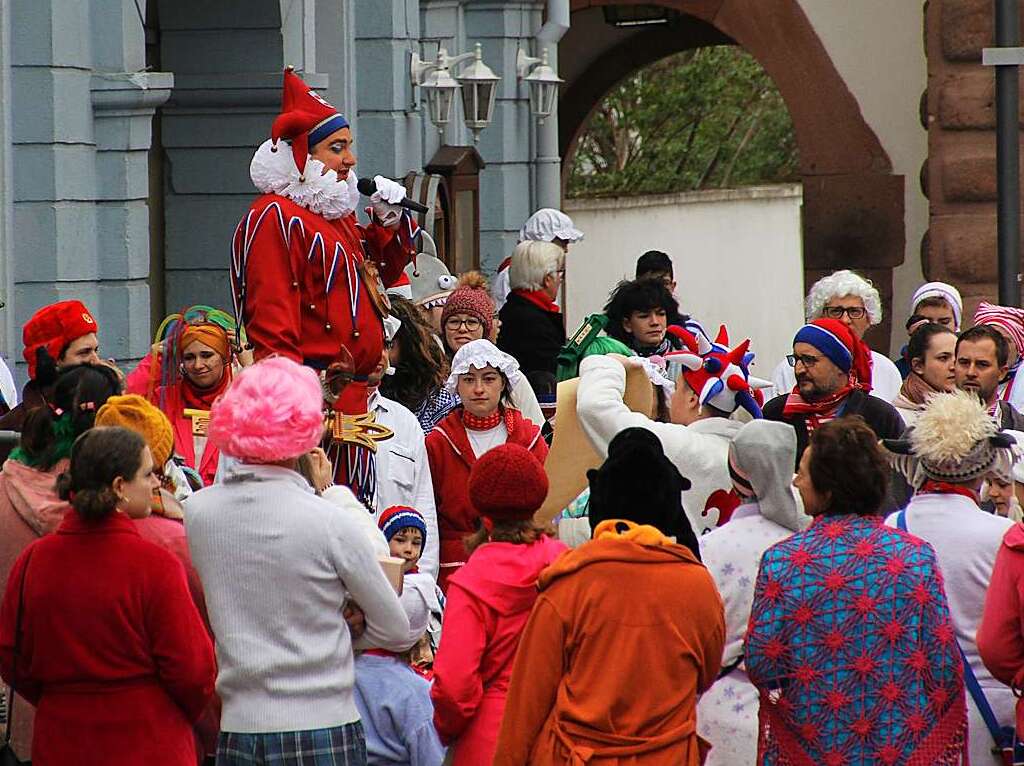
[230,70,417,502]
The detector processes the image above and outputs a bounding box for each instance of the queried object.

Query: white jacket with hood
[696,421,810,766]
[577,355,742,535]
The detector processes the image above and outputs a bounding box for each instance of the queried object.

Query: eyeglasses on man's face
[786,353,822,369]
[445,316,482,331]
[822,305,867,320]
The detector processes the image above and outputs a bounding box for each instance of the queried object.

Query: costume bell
[231,69,418,503]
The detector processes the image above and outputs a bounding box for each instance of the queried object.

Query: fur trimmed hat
[884,388,1016,488]
[23,301,98,381]
[469,443,548,522]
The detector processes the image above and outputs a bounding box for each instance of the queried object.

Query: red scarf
[918,479,979,502]
[512,288,560,314]
[781,383,855,432]
[180,368,231,410]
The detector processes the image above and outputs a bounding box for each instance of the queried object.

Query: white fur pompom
[911,388,996,465]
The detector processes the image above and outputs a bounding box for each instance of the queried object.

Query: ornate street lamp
[516,48,563,124]
[411,44,499,141]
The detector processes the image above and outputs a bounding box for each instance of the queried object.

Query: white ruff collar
[249,139,360,220]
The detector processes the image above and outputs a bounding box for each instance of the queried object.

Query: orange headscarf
[179,324,230,360]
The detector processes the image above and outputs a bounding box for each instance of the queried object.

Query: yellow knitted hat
[96,394,174,468]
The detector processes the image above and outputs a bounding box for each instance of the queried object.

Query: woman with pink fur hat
[183,356,411,765]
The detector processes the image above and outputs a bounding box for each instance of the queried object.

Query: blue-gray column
[354,0,424,180]
[463,1,542,274]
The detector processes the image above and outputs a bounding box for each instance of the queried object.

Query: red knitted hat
[441,272,494,339]
[271,69,350,179]
[469,443,548,522]
[22,300,98,380]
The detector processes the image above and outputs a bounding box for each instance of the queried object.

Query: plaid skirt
[216,722,367,766]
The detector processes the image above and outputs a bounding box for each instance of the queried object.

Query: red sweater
[425,408,548,592]
[979,521,1024,734]
[0,512,216,766]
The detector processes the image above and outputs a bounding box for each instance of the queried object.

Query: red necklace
[462,409,503,431]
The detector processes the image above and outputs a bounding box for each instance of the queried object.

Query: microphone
[357,177,430,214]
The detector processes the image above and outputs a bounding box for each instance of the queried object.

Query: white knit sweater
[184,463,411,733]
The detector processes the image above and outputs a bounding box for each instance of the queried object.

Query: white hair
[508,240,565,291]
[805,269,882,325]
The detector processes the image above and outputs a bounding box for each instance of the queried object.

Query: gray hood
[731,420,810,532]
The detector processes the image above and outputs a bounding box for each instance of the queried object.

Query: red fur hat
[22,300,98,380]
[271,69,350,179]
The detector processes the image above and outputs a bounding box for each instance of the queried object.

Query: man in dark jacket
[497,240,566,381]
[763,318,907,509]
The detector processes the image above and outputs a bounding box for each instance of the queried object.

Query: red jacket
[431,535,567,766]
[425,408,548,591]
[0,512,216,766]
[979,521,1024,733]
[231,193,415,379]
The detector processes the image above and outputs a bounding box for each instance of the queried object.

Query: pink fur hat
[208,356,324,463]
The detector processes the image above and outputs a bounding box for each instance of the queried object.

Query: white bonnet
[445,339,523,392]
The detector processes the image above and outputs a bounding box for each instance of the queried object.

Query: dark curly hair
[380,296,449,411]
[57,426,146,521]
[603,278,683,346]
[808,416,890,517]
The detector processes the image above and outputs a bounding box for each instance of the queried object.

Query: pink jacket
[979,522,1024,733]
[431,535,567,766]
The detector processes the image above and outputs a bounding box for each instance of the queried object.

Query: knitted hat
[378,505,428,547]
[884,388,1016,488]
[792,318,873,390]
[469,443,548,522]
[95,394,175,468]
[440,271,494,340]
[23,300,98,380]
[518,209,584,244]
[663,325,772,418]
[270,68,350,179]
[911,281,963,330]
[973,301,1024,358]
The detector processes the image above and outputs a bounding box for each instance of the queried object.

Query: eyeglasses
[445,316,482,331]
[786,353,822,369]
[822,305,867,320]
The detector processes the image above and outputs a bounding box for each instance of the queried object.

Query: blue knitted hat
[793,322,853,373]
[378,505,427,546]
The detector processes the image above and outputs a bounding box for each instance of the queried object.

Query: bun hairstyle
[587,427,700,558]
[57,426,146,521]
[19,363,121,470]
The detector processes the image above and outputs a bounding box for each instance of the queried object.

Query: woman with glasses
[438,273,545,429]
[127,306,250,487]
[425,340,547,592]
[496,240,567,384]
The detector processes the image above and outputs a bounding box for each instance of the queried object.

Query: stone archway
[563,1,906,350]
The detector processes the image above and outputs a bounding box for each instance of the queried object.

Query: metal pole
[996,0,1021,306]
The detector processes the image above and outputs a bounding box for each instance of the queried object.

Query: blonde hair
[508,240,565,291]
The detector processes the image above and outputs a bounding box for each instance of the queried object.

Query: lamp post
[411,44,499,142]
[517,48,564,124]
[983,0,1023,306]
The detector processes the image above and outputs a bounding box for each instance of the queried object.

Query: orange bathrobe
[494,521,725,766]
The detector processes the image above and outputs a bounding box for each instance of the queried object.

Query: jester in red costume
[231,69,418,504]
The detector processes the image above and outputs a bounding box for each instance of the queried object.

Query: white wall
[796,0,927,353]
[564,184,804,375]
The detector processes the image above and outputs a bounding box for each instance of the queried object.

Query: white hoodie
[577,355,742,534]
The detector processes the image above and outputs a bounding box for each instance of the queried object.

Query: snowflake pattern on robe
[745,514,967,766]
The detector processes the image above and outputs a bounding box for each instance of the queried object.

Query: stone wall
[925,0,1023,316]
